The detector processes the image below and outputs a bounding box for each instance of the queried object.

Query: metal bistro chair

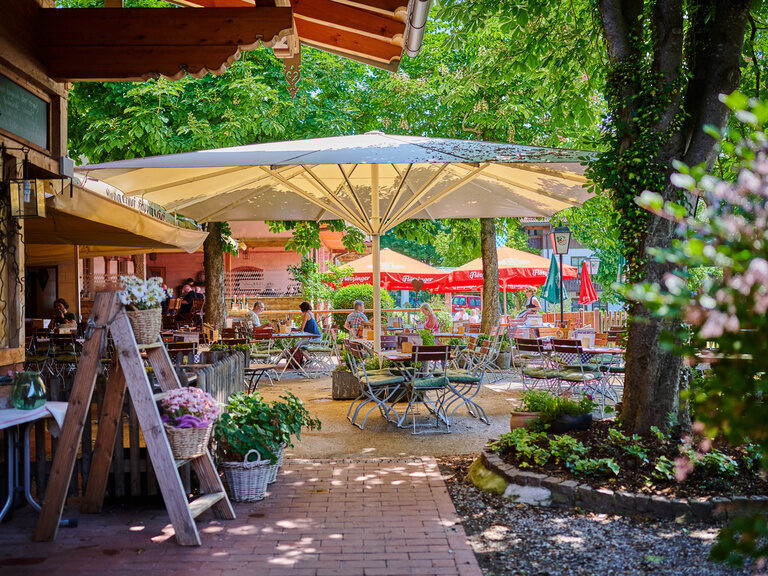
[398,344,452,434]
[445,344,491,425]
[550,339,611,413]
[452,334,480,370]
[345,341,405,430]
[514,337,559,392]
[244,331,278,389]
[302,330,339,376]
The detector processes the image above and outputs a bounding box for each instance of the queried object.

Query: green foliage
[215,392,320,464]
[516,389,552,413]
[711,515,768,567]
[698,450,739,478]
[652,456,676,481]
[267,220,366,256]
[492,429,619,477]
[329,284,395,329]
[287,259,353,306]
[527,393,596,428]
[419,330,435,346]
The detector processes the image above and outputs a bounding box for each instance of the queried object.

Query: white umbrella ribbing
[78,132,594,350]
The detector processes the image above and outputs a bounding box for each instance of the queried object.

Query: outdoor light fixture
[549,226,571,327]
[2,146,45,219]
[550,226,571,255]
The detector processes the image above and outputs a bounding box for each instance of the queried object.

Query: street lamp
[550,226,571,326]
[2,146,45,219]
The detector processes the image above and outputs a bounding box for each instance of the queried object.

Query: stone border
[481,448,768,522]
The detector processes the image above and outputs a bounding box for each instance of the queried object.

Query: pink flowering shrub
[629,93,768,566]
[161,387,219,429]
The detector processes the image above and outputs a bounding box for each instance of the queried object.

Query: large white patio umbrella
[78,132,593,349]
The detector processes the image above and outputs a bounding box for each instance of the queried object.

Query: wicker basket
[126,307,163,345]
[267,444,286,484]
[220,450,272,502]
[164,423,213,459]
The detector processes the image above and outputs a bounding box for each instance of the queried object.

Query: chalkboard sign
[0,75,49,150]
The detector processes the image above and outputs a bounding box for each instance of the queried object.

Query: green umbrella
[617,253,626,284]
[541,254,561,304]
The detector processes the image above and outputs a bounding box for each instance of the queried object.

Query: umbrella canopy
[77,133,594,350]
[578,261,599,306]
[427,245,577,293]
[541,255,563,305]
[340,248,447,290]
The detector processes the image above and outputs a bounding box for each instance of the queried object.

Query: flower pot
[11,371,46,410]
[126,307,162,345]
[496,351,512,370]
[332,370,361,400]
[510,411,540,430]
[164,423,213,459]
[549,413,593,434]
[220,450,271,502]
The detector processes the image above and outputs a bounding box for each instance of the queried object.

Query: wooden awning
[175,0,411,71]
[36,1,415,83]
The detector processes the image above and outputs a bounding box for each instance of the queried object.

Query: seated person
[420,303,439,332]
[344,300,371,339]
[299,301,321,341]
[246,300,265,329]
[469,308,480,323]
[179,285,194,314]
[160,283,171,314]
[453,308,470,321]
[193,285,205,299]
[517,286,542,318]
[51,298,77,327]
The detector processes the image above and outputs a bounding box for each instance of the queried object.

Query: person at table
[453,308,470,322]
[193,285,205,299]
[469,308,480,323]
[344,300,371,339]
[246,300,265,329]
[521,286,542,317]
[51,298,77,327]
[160,282,171,314]
[421,303,439,332]
[179,284,194,314]
[299,301,321,341]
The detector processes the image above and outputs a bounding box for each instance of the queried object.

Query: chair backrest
[595,332,609,346]
[465,335,479,352]
[537,326,559,338]
[380,335,398,350]
[166,342,196,353]
[190,299,204,313]
[468,323,482,333]
[217,338,247,346]
[220,328,238,339]
[412,344,450,364]
[551,339,582,355]
[345,340,369,360]
[514,337,543,354]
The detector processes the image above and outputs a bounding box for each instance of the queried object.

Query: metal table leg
[0,428,16,521]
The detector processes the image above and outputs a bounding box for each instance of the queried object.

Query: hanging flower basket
[220,450,272,502]
[164,423,213,459]
[119,275,166,345]
[160,387,219,458]
[126,307,163,345]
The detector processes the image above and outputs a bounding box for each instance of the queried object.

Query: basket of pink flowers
[160,387,219,459]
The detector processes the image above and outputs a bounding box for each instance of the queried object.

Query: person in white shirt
[453,309,470,321]
[246,301,265,329]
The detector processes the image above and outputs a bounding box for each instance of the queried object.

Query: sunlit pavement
[0,457,482,576]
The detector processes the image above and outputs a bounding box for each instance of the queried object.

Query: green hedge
[330,284,395,330]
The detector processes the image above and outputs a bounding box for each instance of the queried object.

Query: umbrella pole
[502,280,508,320]
[372,233,381,357]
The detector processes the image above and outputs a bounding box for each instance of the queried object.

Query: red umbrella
[340,248,447,290]
[578,261,598,306]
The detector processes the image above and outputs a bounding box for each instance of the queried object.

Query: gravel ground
[438,456,754,576]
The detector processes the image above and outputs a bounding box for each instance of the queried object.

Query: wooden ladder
[35,291,235,546]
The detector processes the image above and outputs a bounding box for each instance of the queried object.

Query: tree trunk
[597,0,750,433]
[204,222,227,332]
[480,218,500,333]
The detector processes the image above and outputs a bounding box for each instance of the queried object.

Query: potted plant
[510,389,550,430]
[539,394,596,434]
[267,392,322,482]
[160,386,219,459]
[496,336,512,370]
[119,275,165,345]
[216,393,278,502]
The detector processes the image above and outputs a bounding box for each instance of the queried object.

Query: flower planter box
[332,370,361,400]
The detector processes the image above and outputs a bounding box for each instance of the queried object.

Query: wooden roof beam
[295,18,402,64]
[37,7,293,81]
[331,0,409,22]
[293,0,404,45]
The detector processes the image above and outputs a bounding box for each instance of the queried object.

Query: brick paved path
[0,457,482,576]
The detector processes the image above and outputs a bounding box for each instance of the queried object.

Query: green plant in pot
[535,393,596,434]
[510,389,550,430]
[496,335,512,370]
